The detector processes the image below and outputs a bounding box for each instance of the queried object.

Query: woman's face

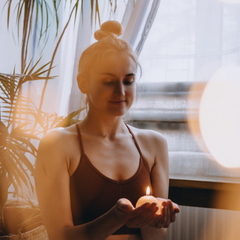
[85,51,137,117]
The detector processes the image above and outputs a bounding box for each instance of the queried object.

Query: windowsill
[169,178,240,211]
[170,174,240,184]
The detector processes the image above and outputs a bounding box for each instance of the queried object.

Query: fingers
[148,212,162,227]
[125,202,159,228]
[167,200,177,222]
[133,203,159,228]
[115,199,159,227]
[116,198,134,212]
[174,203,180,213]
[154,201,176,228]
[155,203,168,228]
[157,198,179,221]
[156,198,180,214]
[163,203,171,228]
[128,202,153,219]
[116,198,180,229]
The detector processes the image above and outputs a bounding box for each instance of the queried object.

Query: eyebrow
[101,73,135,77]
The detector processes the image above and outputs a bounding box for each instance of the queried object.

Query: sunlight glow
[199,66,240,168]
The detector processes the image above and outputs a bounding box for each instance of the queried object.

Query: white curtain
[57,1,85,116]
[128,0,240,181]
[138,0,240,83]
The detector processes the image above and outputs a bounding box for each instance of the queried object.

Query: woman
[35,21,179,240]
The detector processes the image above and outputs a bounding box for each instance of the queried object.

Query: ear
[77,74,88,94]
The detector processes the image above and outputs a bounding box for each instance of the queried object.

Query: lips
[109,100,126,104]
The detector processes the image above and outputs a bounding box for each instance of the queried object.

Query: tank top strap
[125,123,149,171]
[76,123,85,154]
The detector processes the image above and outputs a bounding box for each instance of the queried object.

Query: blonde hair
[77,21,141,92]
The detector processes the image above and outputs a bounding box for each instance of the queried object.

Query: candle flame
[146,186,150,195]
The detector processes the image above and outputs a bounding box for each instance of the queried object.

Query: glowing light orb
[199,66,240,168]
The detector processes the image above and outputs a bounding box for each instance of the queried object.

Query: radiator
[165,206,240,240]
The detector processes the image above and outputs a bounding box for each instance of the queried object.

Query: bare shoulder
[126,124,168,169]
[36,124,79,173]
[127,124,167,150]
[38,126,74,150]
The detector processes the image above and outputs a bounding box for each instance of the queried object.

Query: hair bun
[101,21,123,36]
[94,20,123,41]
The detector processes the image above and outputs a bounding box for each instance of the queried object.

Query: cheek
[88,84,110,103]
[126,85,136,100]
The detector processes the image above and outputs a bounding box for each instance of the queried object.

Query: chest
[81,136,141,181]
[70,137,152,226]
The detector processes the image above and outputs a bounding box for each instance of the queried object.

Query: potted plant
[0,63,82,237]
[0,0,113,238]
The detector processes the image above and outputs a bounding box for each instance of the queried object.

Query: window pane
[138,0,240,83]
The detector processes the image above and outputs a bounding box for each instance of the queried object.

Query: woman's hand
[114,198,160,228]
[148,198,180,228]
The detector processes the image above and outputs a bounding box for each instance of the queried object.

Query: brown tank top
[70,123,152,235]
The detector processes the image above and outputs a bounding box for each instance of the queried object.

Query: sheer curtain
[129,0,240,180]
[137,0,240,83]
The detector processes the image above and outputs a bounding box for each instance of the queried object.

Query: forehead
[92,52,137,77]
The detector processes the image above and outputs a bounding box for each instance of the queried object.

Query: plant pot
[0,225,48,240]
[0,200,45,238]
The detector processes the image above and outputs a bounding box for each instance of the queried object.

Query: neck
[80,110,127,139]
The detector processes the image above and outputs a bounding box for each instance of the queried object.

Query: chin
[109,112,126,117]
[107,108,129,117]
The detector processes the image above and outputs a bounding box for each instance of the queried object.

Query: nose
[114,81,125,97]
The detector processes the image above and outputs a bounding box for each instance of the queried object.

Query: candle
[136,187,162,214]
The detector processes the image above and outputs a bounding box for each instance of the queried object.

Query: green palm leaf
[1,0,119,212]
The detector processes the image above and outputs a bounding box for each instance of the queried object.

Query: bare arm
[35,129,162,240]
[35,130,124,240]
[140,132,177,240]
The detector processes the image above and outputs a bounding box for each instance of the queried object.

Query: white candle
[136,187,162,214]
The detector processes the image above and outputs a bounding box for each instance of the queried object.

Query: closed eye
[102,76,135,85]
[124,77,135,85]
[124,81,134,85]
[103,79,115,85]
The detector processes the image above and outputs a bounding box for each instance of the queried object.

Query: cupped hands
[114,198,180,229]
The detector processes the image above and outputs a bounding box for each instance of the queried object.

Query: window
[138,0,240,83]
